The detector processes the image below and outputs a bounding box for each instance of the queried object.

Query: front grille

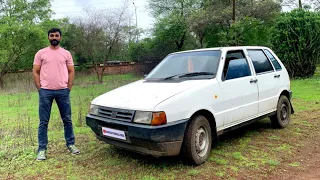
[98,107,135,122]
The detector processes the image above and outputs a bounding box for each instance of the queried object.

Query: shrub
[271,9,320,78]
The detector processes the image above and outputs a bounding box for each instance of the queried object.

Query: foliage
[0,0,320,88]
[147,0,281,51]
[68,6,134,83]
[0,0,51,88]
[271,9,320,78]
[128,36,179,62]
[148,0,201,51]
[219,17,273,46]
[129,40,153,62]
[148,0,201,18]
[153,14,189,51]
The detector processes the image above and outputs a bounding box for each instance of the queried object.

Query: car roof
[170,46,270,55]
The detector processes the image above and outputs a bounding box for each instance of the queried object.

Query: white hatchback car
[86,46,294,165]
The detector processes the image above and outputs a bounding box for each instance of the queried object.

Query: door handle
[250,79,258,83]
[274,74,280,78]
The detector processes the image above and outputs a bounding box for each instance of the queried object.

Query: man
[33,28,80,161]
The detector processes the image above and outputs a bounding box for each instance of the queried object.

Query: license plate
[102,127,126,140]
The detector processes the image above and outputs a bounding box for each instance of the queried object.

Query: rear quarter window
[264,49,282,71]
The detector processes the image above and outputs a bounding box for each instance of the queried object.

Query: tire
[182,115,212,165]
[270,95,292,128]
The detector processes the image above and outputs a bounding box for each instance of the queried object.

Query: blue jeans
[38,88,75,152]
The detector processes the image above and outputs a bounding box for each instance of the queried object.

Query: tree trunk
[0,69,7,89]
[0,76,4,89]
[175,32,186,51]
[232,0,236,23]
[299,0,302,9]
[98,68,104,84]
[94,64,102,84]
[94,68,104,84]
[200,36,204,48]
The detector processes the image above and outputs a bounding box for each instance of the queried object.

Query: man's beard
[50,39,60,46]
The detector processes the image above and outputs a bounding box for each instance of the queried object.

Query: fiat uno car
[86,46,294,165]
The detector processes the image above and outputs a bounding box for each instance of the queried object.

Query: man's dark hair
[48,28,62,37]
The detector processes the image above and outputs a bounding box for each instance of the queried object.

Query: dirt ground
[268,110,320,180]
[230,109,320,180]
[269,136,320,180]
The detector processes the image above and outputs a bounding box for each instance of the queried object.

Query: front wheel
[270,95,292,128]
[182,115,212,165]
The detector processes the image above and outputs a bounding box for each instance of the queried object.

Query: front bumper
[86,114,188,157]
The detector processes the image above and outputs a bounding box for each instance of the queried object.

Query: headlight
[133,111,152,124]
[133,111,167,126]
[89,104,99,115]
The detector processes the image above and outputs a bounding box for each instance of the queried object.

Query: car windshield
[145,50,221,80]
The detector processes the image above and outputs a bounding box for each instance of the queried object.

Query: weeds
[188,169,200,176]
[268,160,280,166]
[289,162,300,167]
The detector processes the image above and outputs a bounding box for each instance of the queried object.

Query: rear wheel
[270,95,292,128]
[182,115,212,165]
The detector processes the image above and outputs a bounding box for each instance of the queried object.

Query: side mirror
[144,74,148,77]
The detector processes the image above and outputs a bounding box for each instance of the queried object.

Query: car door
[216,49,259,128]
[263,48,288,95]
[246,49,278,115]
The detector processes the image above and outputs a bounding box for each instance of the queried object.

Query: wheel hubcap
[195,126,209,157]
[280,103,288,123]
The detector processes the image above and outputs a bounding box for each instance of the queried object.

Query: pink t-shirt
[33,47,74,90]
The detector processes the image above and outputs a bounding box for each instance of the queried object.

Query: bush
[271,9,320,78]
[222,17,272,47]
[128,38,172,62]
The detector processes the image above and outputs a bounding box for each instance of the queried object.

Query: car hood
[92,79,207,111]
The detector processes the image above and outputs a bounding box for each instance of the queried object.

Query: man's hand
[67,65,75,91]
[33,65,41,90]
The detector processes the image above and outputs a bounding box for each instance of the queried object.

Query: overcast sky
[51,0,155,30]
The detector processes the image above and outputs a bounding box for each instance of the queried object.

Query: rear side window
[247,50,274,74]
[264,49,282,71]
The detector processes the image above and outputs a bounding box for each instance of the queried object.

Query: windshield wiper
[163,72,215,80]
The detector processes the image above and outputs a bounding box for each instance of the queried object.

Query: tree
[221,17,272,46]
[310,0,320,10]
[153,14,188,51]
[271,9,320,78]
[188,0,281,47]
[0,0,51,88]
[149,0,202,50]
[280,0,316,9]
[71,3,132,83]
[128,38,158,62]
[232,0,236,22]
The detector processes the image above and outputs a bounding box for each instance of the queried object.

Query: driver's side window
[222,50,252,81]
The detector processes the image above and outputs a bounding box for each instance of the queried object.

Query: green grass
[210,157,228,165]
[268,160,280,166]
[290,67,320,111]
[0,68,320,179]
[215,171,225,177]
[289,162,300,167]
[187,169,200,176]
[232,152,246,161]
[268,135,280,140]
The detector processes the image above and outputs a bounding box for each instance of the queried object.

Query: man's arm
[67,65,75,90]
[32,65,41,90]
